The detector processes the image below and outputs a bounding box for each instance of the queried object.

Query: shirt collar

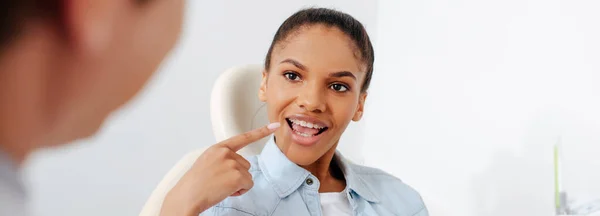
[258,137,380,203]
[258,137,310,198]
[334,151,380,203]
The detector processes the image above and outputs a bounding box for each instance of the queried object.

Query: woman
[202,8,427,216]
[162,7,428,216]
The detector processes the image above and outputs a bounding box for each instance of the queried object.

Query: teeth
[297,132,312,137]
[289,119,324,129]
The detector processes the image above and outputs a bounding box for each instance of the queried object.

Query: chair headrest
[210,64,270,156]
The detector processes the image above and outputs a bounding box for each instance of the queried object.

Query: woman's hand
[160,122,280,216]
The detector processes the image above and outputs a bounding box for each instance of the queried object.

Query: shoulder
[0,182,28,216]
[348,163,428,215]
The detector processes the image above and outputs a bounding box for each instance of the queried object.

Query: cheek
[330,97,359,128]
[106,0,184,107]
[135,1,183,67]
[265,77,296,120]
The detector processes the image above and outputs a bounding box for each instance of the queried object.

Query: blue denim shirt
[201,138,428,216]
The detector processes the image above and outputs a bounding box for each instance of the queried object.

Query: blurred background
[22,0,599,216]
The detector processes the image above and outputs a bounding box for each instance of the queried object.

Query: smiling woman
[199,8,429,216]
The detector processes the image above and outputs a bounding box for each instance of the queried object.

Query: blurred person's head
[259,8,374,166]
[0,0,184,161]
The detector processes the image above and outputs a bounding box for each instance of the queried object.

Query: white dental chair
[138,64,268,216]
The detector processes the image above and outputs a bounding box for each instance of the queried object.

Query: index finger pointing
[220,122,281,152]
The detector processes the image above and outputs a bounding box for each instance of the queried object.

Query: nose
[295,82,326,113]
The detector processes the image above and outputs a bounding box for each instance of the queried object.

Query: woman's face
[259,24,367,165]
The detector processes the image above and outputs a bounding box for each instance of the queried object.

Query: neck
[301,141,346,193]
[0,24,58,165]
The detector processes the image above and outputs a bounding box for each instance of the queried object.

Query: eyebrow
[280,58,357,80]
[329,71,356,80]
[280,58,307,71]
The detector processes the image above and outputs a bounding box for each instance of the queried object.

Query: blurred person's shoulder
[0,151,29,216]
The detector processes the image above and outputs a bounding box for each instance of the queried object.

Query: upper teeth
[289,119,324,129]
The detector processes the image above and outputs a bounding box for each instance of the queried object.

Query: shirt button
[306,178,314,185]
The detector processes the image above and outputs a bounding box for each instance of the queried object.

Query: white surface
[138,148,207,216]
[320,190,353,216]
[22,1,378,216]
[210,64,269,156]
[365,0,600,215]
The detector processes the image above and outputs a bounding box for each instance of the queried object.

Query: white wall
[365,0,600,215]
[23,0,600,215]
[22,1,378,216]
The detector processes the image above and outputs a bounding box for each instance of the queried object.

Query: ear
[64,0,118,55]
[258,70,268,102]
[352,92,367,121]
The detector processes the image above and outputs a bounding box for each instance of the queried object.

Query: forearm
[160,189,209,216]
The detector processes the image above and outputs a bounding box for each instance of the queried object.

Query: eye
[330,83,349,92]
[283,71,301,81]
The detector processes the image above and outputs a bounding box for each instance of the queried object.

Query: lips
[284,115,330,146]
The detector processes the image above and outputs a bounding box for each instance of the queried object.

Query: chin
[57,117,105,147]
[80,124,102,140]
[277,134,337,167]
[58,124,100,147]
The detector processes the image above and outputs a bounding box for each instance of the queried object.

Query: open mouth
[285,118,329,137]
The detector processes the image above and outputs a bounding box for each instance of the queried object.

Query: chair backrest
[139,65,269,216]
[210,64,269,156]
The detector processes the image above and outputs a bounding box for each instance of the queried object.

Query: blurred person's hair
[264,8,375,92]
[0,1,60,50]
[0,0,151,51]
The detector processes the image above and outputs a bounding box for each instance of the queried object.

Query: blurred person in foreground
[0,0,281,215]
